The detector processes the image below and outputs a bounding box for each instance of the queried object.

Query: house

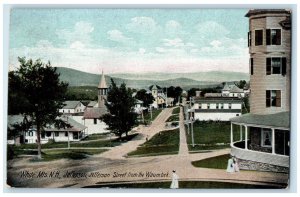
[43,116,87,142]
[149,85,166,108]
[7,115,27,145]
[59,101,86,115]
[230,9,291,173]
[222,82,245,98]
[7,115,87,144]
[87,101,98,108]
[82,71,108,134]
[190,97,242,121]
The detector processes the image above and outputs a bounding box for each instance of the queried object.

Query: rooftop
[62,101,82,109]
[230,111,290,129]
[83,107,108,119]
[245,9,290,17]
[45,116,87,132]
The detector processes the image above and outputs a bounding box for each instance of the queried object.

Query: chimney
[195,91,202,97]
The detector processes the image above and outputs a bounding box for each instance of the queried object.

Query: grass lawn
[172,107,180,114]
[143,109,163,124]
[38,149,107,161]
[127,129,179,157]
[8,134,138,160]
[84,181,284,189]
[185,121,241,151]
[191,154,230,169]
[81,133,109,141]
[166,114,179,122]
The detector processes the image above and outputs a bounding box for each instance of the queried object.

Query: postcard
[6,7,291,189]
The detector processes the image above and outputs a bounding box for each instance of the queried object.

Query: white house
[59,101,86,114]
[190,98,242,121]
[7,115,87,144]
[222,82,245,98]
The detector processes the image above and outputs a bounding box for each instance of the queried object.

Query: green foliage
[65,86,98,100]
[100,79,138,138]
[135,89,154,107]
[163,86,183,104]
[8,57,69,158]
[236,80,247,89]
[192,154,230,169]
[166,115,179,122]
[172,107,180,114]
[128,129,179,157]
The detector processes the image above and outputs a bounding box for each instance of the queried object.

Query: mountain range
[56,67,249,90]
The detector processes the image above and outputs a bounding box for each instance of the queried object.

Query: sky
[9,9,249,74]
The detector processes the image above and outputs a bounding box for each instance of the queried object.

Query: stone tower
[98,70,108,108]
[246,9,291,114]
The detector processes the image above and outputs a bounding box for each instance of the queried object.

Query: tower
[98,70,108,108]
[246,9,291,114]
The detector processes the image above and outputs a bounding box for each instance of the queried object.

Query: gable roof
[87,101,97,107]
[45,116,87,132]
[230,111,290,129]
[83,107,108,119]
[62,101,82,109]
[222,82,244,93]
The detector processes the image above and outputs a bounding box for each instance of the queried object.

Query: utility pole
[150,106,153,121]
[67,116,70,150]
[191,117,194,148]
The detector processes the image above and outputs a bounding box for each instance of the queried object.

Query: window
[220,103,224,109]
[261,128,272,147]
[248,31,251,46]
[94,118,97,124]
[207,104,210,109]
[55,132,59,137]
[29,132,33,136]
[46,132,51,137]
[199,104,202,109]
[236,114,240,116]
[68,110,70,113]
[255,30,263,46]
[65,132,68,137]
[266,90,281,107]
[229,103,232,109]
[216,103,219,109]
[266,29,281,45]
[266,57,287,75]
[250,58,254,75]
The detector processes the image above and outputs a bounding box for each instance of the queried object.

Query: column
[245,125,248,150]
[272,128,275,154]
[230,123,233,146]
[240,125,243,141]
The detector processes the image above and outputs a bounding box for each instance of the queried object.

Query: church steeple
[98,70,108,108]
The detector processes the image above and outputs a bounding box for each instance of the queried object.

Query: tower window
[266,57,287,75]
[266,29,281,45]
[250,58,254,75]
[248,31,251,46]
[255,30,263,46]
[266,90,281,107]
[94,118,97,124]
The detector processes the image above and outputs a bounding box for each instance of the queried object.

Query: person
[233,157,240,172]
[170,170,179,189]
[226,157,234,173]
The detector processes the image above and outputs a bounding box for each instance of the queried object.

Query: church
[81,71,109,135]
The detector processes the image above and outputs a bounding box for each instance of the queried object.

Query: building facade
[230,9,291,173]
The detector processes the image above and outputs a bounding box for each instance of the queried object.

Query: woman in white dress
[226,157,235,173]
[170,170,179,189]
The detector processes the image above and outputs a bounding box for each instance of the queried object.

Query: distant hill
[56,67,249,90]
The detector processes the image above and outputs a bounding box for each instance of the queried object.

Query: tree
[236,80,247,89]
[100,79,138,140]
[163,86,183,104]
[8,57,69,159]
[135,89,154,108]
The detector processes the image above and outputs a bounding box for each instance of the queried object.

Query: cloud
[155,47,166,53]
[162,38,185,47]
[195,21,230,40]
[56,21,94,46]
[126,17,158,34]
[166,20,181,29]
[139,48,146,54]
[107,29,132,43]
[210,40,222,48]
[70,41,85,50]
